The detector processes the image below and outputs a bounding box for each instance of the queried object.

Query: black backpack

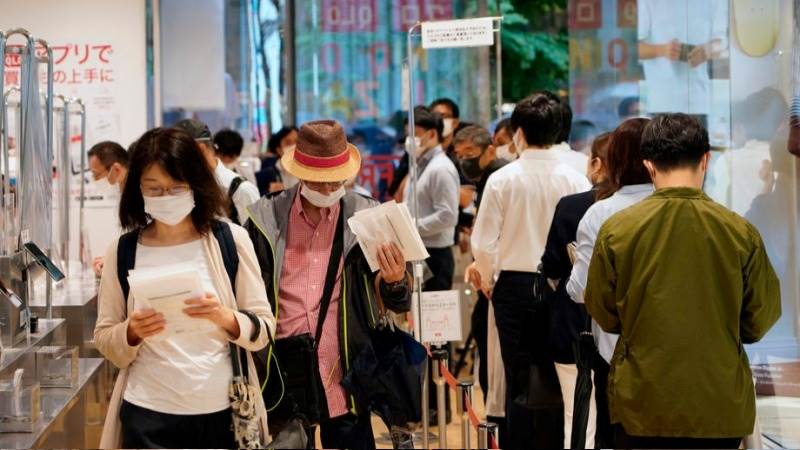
[228,177,246,225]
[117,220,239,308]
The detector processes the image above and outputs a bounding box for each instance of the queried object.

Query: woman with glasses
[94,127,276,449]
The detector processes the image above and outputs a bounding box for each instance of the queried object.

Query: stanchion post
[458,380,474,449]
[431,349,449,448]
[478,422,499,450]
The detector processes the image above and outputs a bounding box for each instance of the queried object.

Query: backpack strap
[116,229,141,308]
[211,220,239,292]
[228,177,246,225]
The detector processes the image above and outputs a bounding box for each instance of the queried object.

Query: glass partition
[569,0,800,445]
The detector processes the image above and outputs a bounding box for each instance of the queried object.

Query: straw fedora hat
[281,120,361,182]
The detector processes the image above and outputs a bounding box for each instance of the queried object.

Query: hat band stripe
[294,149,350,168]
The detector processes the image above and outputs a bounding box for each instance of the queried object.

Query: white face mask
[143,190,195,226]
[280,144,296,156]
[495,144,516,162]
[405,136,427,158]
[442,118,455,138]
[300,183,346,208]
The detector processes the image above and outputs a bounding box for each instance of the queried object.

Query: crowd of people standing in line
[89,88,781,450]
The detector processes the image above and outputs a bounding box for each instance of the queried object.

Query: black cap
[174,118,212,141]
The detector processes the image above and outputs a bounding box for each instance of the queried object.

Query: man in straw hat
[245,119,411,449]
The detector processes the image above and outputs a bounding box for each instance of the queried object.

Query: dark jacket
[244,186,412,415]
[540,189,596,364]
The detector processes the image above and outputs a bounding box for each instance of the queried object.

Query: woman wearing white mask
[94,127,276,449]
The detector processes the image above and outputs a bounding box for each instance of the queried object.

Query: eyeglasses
[304,181,345,190]
[141,184,191,197]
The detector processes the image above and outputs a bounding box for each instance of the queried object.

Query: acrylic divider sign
[412,290,463,344]
[421,17,494,49]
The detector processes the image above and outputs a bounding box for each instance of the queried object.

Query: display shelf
[0,358,103,449]
[0,319,66,374]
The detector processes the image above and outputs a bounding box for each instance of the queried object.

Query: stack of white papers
[127,262,215,341]
[347,201,430,272]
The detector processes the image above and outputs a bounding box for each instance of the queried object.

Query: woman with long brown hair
[566,117,653,447]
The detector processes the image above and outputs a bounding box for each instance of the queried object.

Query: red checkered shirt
[276,191,348,417]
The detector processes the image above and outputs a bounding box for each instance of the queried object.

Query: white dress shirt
[471,148,592,285]
[215,158,261,224]
[567,183,655,363]
[553,142,590,178]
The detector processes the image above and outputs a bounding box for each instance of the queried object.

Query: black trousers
[423,247,455,291]
[120,400,235,449]
[307,413,376,450]
[594,357,614,449]
[493,271,564,449]
[614,424,742,449]
[471,292,489,401]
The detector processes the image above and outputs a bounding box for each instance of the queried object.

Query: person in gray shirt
[403,105,460,291]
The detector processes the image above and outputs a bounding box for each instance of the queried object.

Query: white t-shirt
[215,158,261,224]
[123,239,233,415]
[553,142,590,178]
[638,0,727,114]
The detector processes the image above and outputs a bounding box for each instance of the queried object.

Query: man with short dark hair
[470,92,591,447]
[585,113,781,449]
[403,105,460,291]
[88,141,129,185]
[430,97,462,152]
[213,128,245,168]
[453,124,508,442]
[174,119,259,225]
[87,140,130,276]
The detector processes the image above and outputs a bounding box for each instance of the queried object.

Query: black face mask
[459,155,484,181]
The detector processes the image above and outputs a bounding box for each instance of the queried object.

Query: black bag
[511,272,563,410]
[341,282,426,427]
[228,176,246,225]
[262,208,344,426]
[549,279,591,364]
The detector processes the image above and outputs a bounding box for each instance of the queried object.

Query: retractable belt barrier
[425,345,499,449]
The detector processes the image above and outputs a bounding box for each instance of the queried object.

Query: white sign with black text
[421,17,495,49]
[412,290,463,344]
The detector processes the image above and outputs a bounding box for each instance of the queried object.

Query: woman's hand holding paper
[127,308,166,345]
[183,293,241,339]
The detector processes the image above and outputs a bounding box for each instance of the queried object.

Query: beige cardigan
[94,223,276,448]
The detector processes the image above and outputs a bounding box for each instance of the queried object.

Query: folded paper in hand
[347,201,430,272]
[127,262,216,341]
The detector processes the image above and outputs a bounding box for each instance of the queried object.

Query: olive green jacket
[585,187,781,438]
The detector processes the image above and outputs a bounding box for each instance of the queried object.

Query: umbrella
[571,330,597,450]
[341,324,427,427]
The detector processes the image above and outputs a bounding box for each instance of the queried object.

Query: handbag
[229,342,264,449]
[263,209,344,426]
[511,269,563,410]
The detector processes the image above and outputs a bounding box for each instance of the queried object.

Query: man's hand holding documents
[347,201,429,272]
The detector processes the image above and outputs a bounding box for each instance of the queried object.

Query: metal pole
[57,95,69,272]
[495,23,503,121]
[285,0,297,125]
[0,31,8,257]
[478,422,499,449]
[431,349,448,448]
[407,21,429,450]
[458,380,474,449]
[41,39,54,319]
[75,99,86,266]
